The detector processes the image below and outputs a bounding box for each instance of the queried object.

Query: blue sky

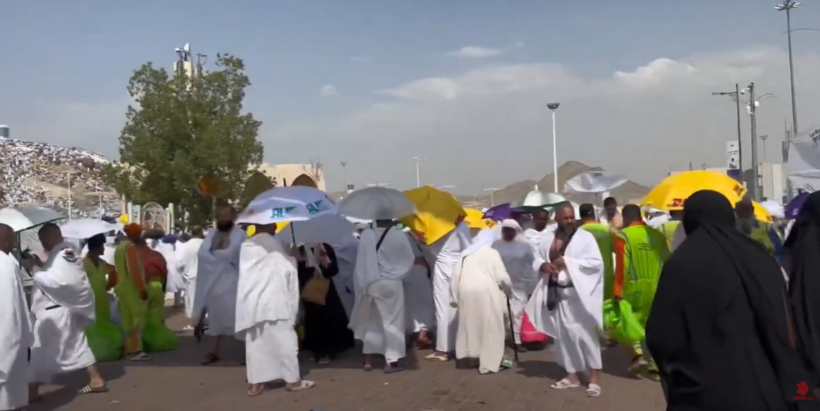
[3,0,820,194]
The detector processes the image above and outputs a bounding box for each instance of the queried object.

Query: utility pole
[341,162,349,194]
[413,157,423,188]
[711,84,744,174]
[776,1,800,135]
[748,82,760,200]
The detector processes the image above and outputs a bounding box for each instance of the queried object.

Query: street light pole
[759,135,769,162]
[413,157,424,188]
[776,0,800,134]
[711,84,744,175]
[547,103,560,192]
[483,187,499,206]
[341,161,348,193]
[67,173,72,220]
[747,83,760,200]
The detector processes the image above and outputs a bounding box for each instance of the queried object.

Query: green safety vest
[657,221,680,251]
[736,219,774,256]
[620,224,670,325]
[580,223,615,300]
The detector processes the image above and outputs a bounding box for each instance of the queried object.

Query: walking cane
[506,297,519,363]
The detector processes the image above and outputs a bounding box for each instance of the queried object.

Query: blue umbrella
[482,203,519,221]
[785,192,809,219]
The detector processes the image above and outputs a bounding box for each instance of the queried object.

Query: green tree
[239,171,276,209]
[105,53,264,225]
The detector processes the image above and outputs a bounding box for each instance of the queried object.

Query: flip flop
[425,353,448,362]
[130,352,151,361]
[586,383,602,397]
[78,385,108,394]
[247,384,267,397]
[286,380,315,392]
[550,379,580,389]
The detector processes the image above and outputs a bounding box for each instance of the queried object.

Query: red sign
[667,198,685,208]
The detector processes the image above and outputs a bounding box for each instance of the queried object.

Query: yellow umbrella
[400,185,467,245]
[753,201,774,224]
[464,208,496,229]
[641,170,746,211]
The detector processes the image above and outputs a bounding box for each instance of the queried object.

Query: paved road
[30,311,666,411]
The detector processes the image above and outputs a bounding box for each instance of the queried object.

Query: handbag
[546,228,577,311]
[301,245,331,305]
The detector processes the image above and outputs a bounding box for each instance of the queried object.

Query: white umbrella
[338,186,415,220]
[0,206,63,232]
[238,186,338,225]
[278,214,355,245]
[60,219,121,239]
[520,191,567,208]
[760,200,786,219]
[565,171,628,194]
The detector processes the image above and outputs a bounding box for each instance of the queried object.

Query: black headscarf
[646,190,816,411]
[786,191,820,383]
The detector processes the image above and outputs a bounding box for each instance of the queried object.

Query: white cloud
[266,45,820,193]
[448,46,504,58]
[320,84,339,97]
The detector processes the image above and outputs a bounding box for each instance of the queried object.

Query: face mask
[216,221,234,232]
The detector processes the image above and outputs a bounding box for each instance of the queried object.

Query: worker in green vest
[613,204,670,380]
[656,211,682,251]
[578,204,614,300]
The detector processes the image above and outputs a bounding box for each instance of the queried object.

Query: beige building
[257,163,326,191]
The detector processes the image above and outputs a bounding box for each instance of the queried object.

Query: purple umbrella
[785,192,809,219]
[482,203,520,221]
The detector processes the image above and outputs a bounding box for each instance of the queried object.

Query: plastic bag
[603,299,645,346]
[85,320,123,362]
[520,312,548,344]
[143,317,178,353]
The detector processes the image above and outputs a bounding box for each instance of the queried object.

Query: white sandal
[286,380,315,392]
[586,383,602,397]
[550,378,580,389]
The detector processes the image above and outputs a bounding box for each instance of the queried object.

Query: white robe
[192,228,246,337]
[403,234,436,334]
[493,239,536,344]
[0,251,34,411]
[429,223,471,353]
[236,233,301,384]
[330,234,358,318]
[176,238,204,319]
[525,229,603,374]
[349,227,415,363]
[30,243,97,383]
[158,243,184,294]
[452,246,512,374]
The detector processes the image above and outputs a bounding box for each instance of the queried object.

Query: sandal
[286,380,315,392]
[247,384,267,397]
[130,352,151,361]
[425,352,448,362]
[78,384,108,394]
[384,363,405,374]
[550,379,580,389]
[318,357,330,365]
[586,383,602,397]
[363,363,373,372]
[201,353,220,366]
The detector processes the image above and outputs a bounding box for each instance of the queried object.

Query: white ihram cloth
[451,228,511,374]
[236,233,301,384]
[492,238,536,344]
[349,227,415,362]
[525,229,603,374]
[192,228,246,337]
[429,223,472,353]
[158,243,184,294]
[30,243,97,383]
[403,233,436,333]
[176,238,204,319]
[330,234,358,318]
[0,251,34,411]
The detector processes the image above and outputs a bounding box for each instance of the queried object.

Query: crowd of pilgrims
[4,190,820,410]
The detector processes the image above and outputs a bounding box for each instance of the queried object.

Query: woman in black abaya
[786,191,820,386]
[646,190,818,411]
[297,243,355,365]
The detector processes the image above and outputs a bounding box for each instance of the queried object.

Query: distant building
[256,163,327,192]
[0,125,9,139]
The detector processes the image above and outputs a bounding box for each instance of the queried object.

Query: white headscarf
[460,227,500,257]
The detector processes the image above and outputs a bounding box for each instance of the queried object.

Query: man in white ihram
[176,226,205,330]
[425,222,472,362]
[349,220,415,373]
[525,203,604,397]
[236,223,314,396]
[193,207,246,365]
[492,219,537,350]
[0,224,34,411]
[29,223,107,400]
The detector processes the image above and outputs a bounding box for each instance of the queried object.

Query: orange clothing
[124,244,168,293]
[613,221,646,298]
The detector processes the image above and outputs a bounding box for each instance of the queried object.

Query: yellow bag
[302,273,329,305]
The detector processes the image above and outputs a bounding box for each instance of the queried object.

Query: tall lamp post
[546,103,560,192]
[413,156,424,188]
[483,187,499,206]
[341,161,348,193]
[711,84,743,176]
[759,135,769,161]
[775,0,800,135]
